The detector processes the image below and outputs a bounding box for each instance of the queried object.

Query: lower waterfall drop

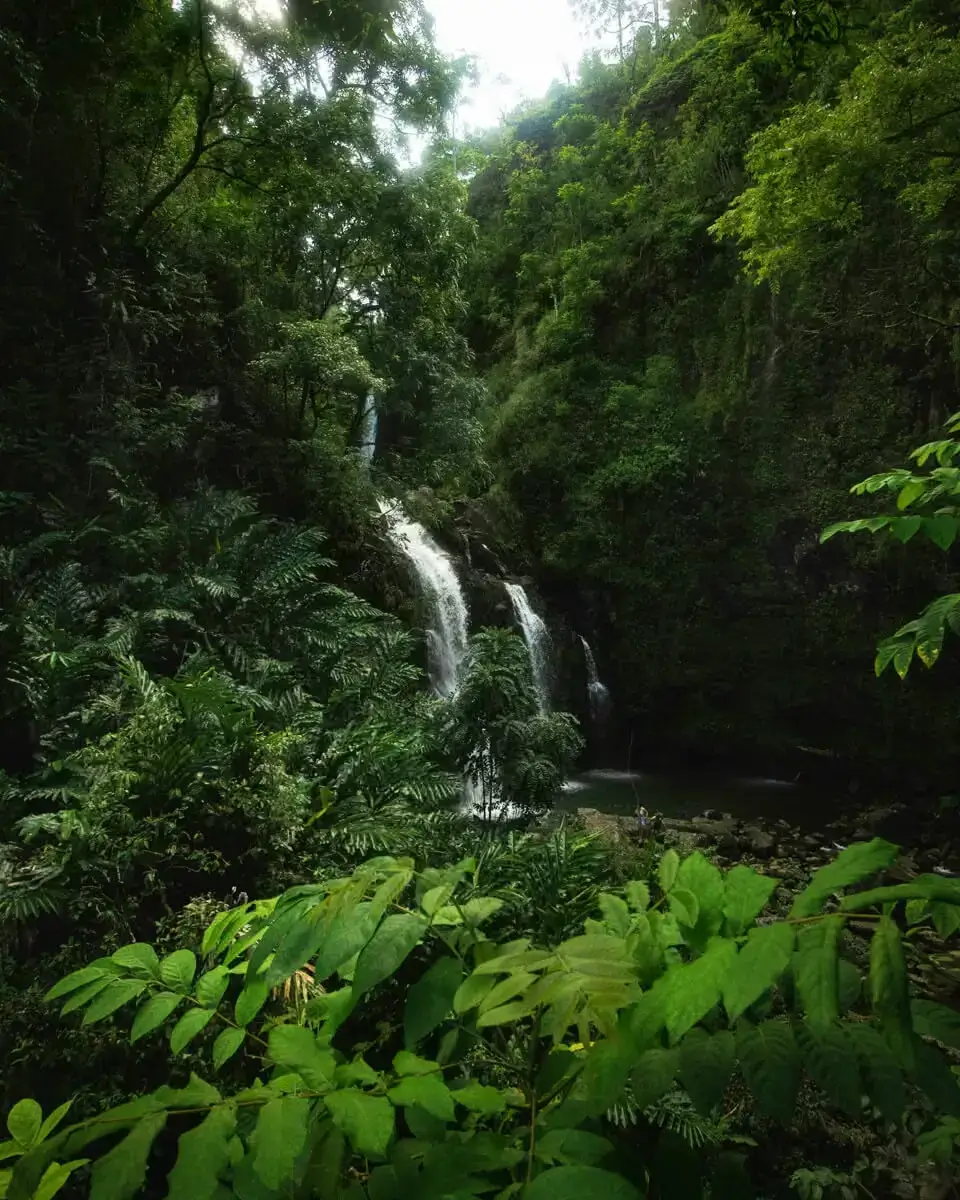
[503,582,552,714]
[579,634,611,721]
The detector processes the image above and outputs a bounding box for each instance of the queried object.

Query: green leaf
[313,902,379,983]
[212,1028,245,1070]
[911,1000,960,1050]
[837,960,862,1013]
[160,951,197,994]
[657,936,736,1043]
[195,967,230,1010]
[325,1090,395,1161]
[403,957,462,1049]
[659,850,680,895]
[790,840,898,918]
[388,1075,455,1123]
[629,1047,679,1110]
[453,972,496,1014]
[154,1075,220,1109]
[847,1022,907,1121]
[234,979,270,1028]
[169,1008,215,1055]
[798,1023,861,1117]
[451,1081,507,1115]
[351,914,427,999]
[896,478,927,509]
[111,945,161,980]
[930,900,960,938]
[393,1051,436,1076]
[925,513,960,551]
[625,882,650,912]
[736,1020,800,1125]
[913,1042,960,1117]
[45,966,114,1003]
[477,998,538,1028]
[7,1102,41,1149]
[524,1165,642,1200]
[460,897,504,926]
[250,1097,308,1190]
[32,1158,90,1200]
[678,1029,735,1115]
[669,887,699,930]
[535,1129,612,1167]
[267,1025,335,1090]
[870,916,912,1066]
[676,852,725,943]
[794,917,841,1030]
[722,866,777,936]
[59,977,115,1016]
[164,1104,236,1200]
[36,1102,72,1146]
[81,980,147,1026]
[130,992,183,1044]
[90,1111,167,1200]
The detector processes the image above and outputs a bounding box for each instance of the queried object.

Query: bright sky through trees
[428,0,586,133]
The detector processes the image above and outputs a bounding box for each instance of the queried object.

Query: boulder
[742,825,777,858]
[716,832,742,859]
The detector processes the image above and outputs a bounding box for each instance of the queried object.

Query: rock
[700,808,724,821]
[743,826,777,858]
[716,832,742,859]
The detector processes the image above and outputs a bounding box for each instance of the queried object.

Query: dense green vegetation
[464,0,960,778]
[1,0,960,1197]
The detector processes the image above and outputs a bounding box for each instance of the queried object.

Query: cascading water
[504,582,551,714]
[377,499,468,700]
[579,635,611,721]
[358,393,378,463]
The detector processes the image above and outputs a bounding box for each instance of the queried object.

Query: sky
[427,0,587,135]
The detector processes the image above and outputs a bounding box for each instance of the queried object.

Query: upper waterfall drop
[579,634,611,721]
[377,498,469,699]
[358,394,378,464]
[504,582,552,714]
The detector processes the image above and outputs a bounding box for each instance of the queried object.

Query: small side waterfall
[504,582,551,714]
[579,635,611,721]
[358,394,378,463]
[377,499,468,699]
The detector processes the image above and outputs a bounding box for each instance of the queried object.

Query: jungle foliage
[462,0,960,778]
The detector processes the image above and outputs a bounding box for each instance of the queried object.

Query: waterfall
[358,394,378,463]
[579,635,611,721]
[377,499,468,699]
[504,582,551,714]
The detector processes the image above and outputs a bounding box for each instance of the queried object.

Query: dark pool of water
[557,768,842,830]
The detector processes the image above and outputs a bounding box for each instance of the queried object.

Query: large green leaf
[658,936,735,1043]
[45,965,116,1003]
[159,950,197,994]
[524,1165,642,1200]
[846,1022,907,1121]
[451,1081,508,1115]
[194,967,230,1010]
[722,866,776,936]
[81,980,147,1026]
[169,1008,215,1055]
[313,902,379,983]
[658,850,680,895]
[387,1075,455,1122]
[268,1025,335,1090]
[211,1028,245,1070]
[111,944,161,980]
[678,1029,735,1115]
[164,1104,236,1200]
[535,1129,612,1167]
[130,993,183,1044]
[403,956,462,1048]
[870,916,912,1066]
[234,979,270,1028]
[250,1096,309,1189]
[793,917,841,1030]
[89,1112,167,1200]
[325,1090,395,1160]
[722,922,794,1023]
[629,1047,678,1110]
[790,840,898,917]
[675,852,724,946]
[736,1019,800,1125]
[911,1000,960,1050]
[6,1101,41,1149]
[352,914,427,998]
[798,1022,861,1117]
